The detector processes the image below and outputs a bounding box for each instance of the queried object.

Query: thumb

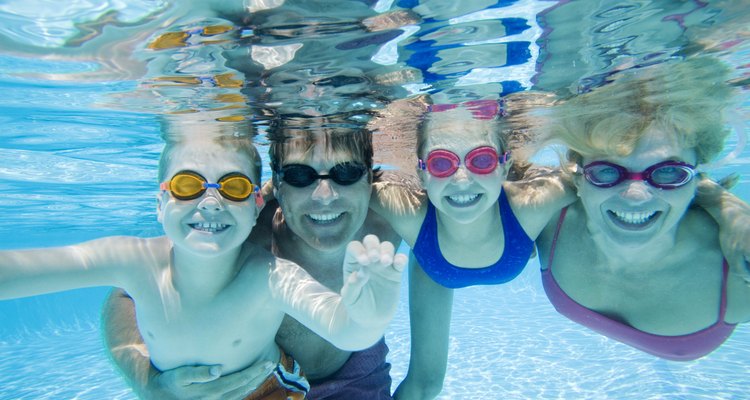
[174,365,222,385]
[341,268,370,306]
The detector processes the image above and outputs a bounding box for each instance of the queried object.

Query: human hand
[717,214,750,285]
[143,362,275,400]
[341,234,407,326]
[695,177,750,282]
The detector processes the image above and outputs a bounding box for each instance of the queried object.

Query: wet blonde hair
[415,102,507,160]
[545,57,736,166]
[158,116,262,185]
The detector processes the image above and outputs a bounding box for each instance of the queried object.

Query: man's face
[274,140,372,253]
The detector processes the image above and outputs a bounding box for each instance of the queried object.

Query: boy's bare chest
[132,278,285,374]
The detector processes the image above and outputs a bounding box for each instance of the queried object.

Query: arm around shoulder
[370,171,427,245]
[504,166,577,239]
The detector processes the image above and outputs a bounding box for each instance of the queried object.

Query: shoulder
[370,171,426,245]
[372,170,427,213]
[503,168,576,239]
[504,166,574,209]
[363,209,402,245]
[680,207,720,241]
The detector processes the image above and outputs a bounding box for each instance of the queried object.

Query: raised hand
[341,234,408,327]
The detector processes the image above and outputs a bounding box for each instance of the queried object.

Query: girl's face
[575,126,698,250]
[159,141,259,256]
[420,115,507,224]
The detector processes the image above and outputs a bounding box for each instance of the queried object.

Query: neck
[587,221,677,270]
[171,245,244,300]
[435,200,501,244]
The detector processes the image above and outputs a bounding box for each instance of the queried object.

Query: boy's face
[158,141,260,256]
[274,140,372,253]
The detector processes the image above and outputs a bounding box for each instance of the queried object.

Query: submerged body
[0,134,406,400]
[535,57,750,360]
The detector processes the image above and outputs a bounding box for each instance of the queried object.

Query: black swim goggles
[275,162,368,188]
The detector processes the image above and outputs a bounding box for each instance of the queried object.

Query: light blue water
[1,0,749,399]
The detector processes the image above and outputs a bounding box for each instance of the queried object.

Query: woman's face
[420,115,507,224]
[575,127,698,249]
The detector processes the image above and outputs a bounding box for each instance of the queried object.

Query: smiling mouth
[307,212,344,225]
[446,193,482,208]
[607,210,660,230]
[189,222,230,233]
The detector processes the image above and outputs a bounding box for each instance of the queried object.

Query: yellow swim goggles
[160,170,257,202]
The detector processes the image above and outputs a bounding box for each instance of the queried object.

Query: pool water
[1,0,749,399]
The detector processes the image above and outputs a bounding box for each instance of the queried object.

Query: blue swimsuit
[412,189,534,289]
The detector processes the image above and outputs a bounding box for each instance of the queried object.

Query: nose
[451,165,473,185]
[619,180,653,203]
[197,190,225,212]
[310,179,339,205]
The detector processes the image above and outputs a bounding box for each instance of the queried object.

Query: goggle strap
[500,151,511,164]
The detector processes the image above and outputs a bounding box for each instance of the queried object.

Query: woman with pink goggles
[535,56,750,362]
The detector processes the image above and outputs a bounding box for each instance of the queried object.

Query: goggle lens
[218,173,256,201]
[426,151,459,178]
[278,162,367,188]
[650,165,692,186]
[170,173,205,199]
[466,148,499,173]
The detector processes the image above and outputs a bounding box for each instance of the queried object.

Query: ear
[572,166,585,195]
[156,191,167,224]
[255,190,265,210]
[416,159,427,185]
[501,158,513,180]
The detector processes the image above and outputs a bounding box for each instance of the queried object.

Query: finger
[362,234,382,263]
[377,252,407,282]
[218,361,276,399]
[344,240,368,273]
[378,240,396,266]
[172,365,222,385]
[393,253,408,273]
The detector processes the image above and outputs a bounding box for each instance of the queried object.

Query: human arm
[271,234,407,351]
[0,236,148,299]
[393,253,453,400]
[694,176,750,275]
[101,289,275,400]
[369,171,426,245]
[504,166,577,239]
[694,176,750,322]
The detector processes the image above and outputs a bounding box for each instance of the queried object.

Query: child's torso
[130,242,285,374]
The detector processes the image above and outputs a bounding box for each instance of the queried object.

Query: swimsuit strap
[719,259,729,320]
[547,206,569,271]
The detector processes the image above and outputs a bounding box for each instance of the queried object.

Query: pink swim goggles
[582,160,696,190]
[419,146,510,178]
